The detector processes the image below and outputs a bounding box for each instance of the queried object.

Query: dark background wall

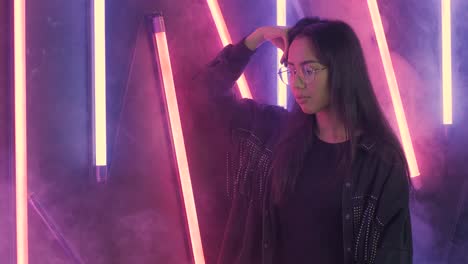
[0,0,467,263]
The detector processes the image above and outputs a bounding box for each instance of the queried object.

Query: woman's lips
[295,96,310,104]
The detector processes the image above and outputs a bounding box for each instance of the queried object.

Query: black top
[277,136,348,264]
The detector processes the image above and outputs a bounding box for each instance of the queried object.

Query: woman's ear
[281,44,289,65]
[281,52,288,65]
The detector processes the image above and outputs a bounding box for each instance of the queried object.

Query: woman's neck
[315,108,348,143]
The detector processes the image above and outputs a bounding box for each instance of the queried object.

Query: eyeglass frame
[277,62,327,85]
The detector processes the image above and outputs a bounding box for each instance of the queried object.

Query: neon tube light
[14,0,28,262]
[206,0,253,99]
[442,0,452,125]
[92,0,108,182]
[151,15,205,264]
[277,0,287,108]
[367,0,420,177]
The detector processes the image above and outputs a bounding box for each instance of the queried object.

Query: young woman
[192,17,412,264]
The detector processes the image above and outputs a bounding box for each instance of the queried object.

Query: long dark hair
[270,18,410,204]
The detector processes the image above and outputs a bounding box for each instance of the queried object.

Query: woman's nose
[291,74,305,90]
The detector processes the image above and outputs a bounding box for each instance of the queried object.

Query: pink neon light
[442,0,452,125]
[277,0,287,108]
[92,0,108,166]
[14,0,29,263]
[154,31,206,264]
[206,0,253,99]
[367,0,420,177]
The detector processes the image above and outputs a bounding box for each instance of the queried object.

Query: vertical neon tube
[277,0,287,108]
[151,15,205,264]
[367,0,420,177]
[92,0,107,182]
[206,0,253,99]
[13,0,28,263]
[442,0,452,125]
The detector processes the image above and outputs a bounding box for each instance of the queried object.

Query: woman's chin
[298,104,317,115]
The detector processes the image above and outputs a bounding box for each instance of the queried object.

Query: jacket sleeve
[190,39,253,126]
[374,161,413,264]
[192,38,254,101]
[190,39,286,133]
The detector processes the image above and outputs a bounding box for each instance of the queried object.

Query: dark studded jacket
[191,39,413,264]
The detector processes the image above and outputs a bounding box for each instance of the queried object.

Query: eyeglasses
[278,63,327,86]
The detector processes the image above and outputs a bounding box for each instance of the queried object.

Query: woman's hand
[244,26,289,62]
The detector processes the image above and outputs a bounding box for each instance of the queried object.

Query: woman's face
[287,37,330,114]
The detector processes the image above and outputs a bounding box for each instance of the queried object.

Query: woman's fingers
[264,26,289,52]
[270,27,289,63]
[244,26,289,54]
